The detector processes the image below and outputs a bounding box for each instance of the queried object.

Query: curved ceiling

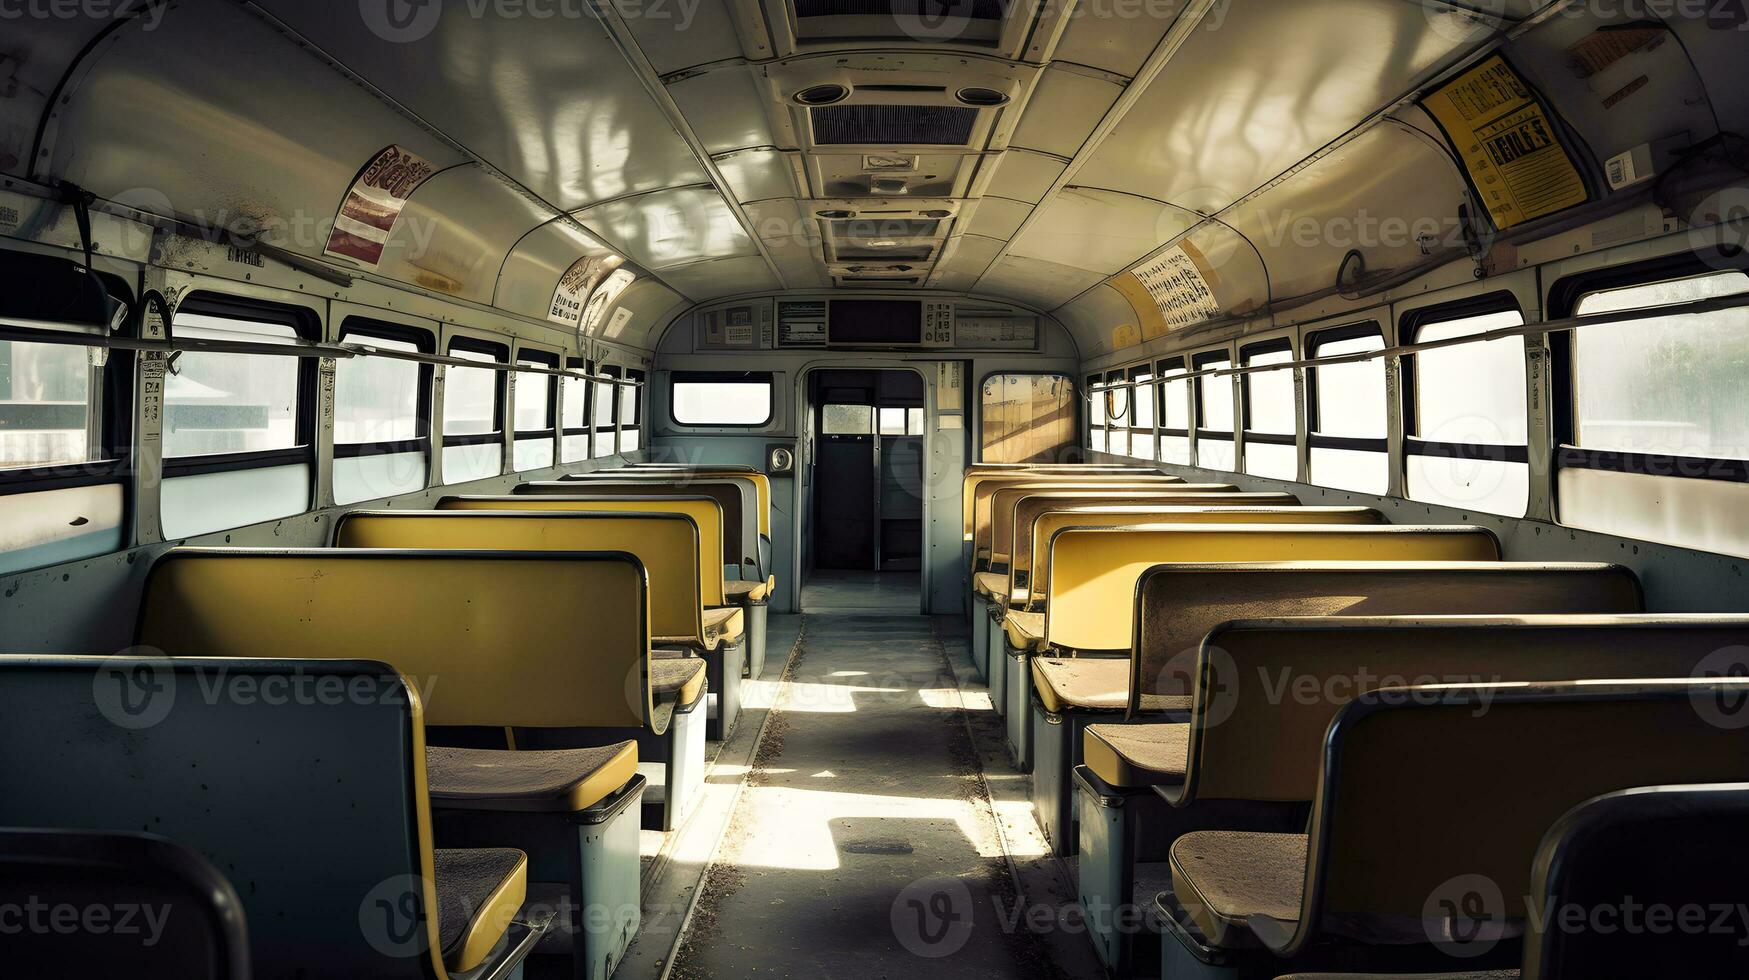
[4,0,1741,356]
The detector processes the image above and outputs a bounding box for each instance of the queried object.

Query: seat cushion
[1138,692,1194,716]
[1032,657,1129,714]
[651,657,707,706]
[1170,832,1307,948]
[724,579,771,602]
[427,743,638,813]
[703,606,744,647]
[1002,611,1047,653]
[973,571,1009,601]
[434,847,527,972]
[1084,723,1188,788]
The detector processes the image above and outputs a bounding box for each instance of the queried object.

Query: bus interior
[4,1,1749,978]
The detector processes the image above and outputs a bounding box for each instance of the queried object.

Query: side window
[620,369,645,454]
[822,404,874,435]
[980,374,1075,463]
[513,349,558,472]
[1086,373,1107,453]
[878,407,925,436]
[1241,340,1297,480]
[1157,358,1191,465]
[1308,324,1389,494]
[1104,371,1131,458]
[593,365,620,457]
[1128,366,1156,461]
[1194,350,1235,471]
[1557,266,1749,557]
[673,372,775,427]
[334,319,432,505]
[561,358,592,464]
[1404,299,1529,517]
[0,272,129,574]
[162,295,315,539]
[442,337,507,485]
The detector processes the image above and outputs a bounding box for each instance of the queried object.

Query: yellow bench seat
[1003,611,1047,652]
[1171,831,1307,947]
[434,847,530,972]
[651,657,708,706]
[1033,658,1194,715]
[662,606,744,650]
[724,579,772,602]
[1083,723,1189,789]
[428,743,639,813]
[974,571,1027,604]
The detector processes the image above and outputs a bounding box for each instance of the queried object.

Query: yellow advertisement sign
[1422,55,1589,230]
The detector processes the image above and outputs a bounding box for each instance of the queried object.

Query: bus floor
[667,578,1102,979]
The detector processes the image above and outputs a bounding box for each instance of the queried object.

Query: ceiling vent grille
[812,105,978,146]
[794,0,1004,17]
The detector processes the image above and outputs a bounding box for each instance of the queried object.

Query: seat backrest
[1135,562,1643,717]
[1185,616,1747,808]
[529,478,756,575]
[0,828,250,980]
[961,469,1165,540]
[1044,525,1499,653]
[1008,491,1302,575]
[988,485,1277,568]
[137,548,653,731]
[970,477,1203,564]
[336,510,703,650]
[0,657,446,980]
[1022,506,1381,607]
[1525,784,1749,979]
[441,494,727,606]
[1290,681,1749,959]
[602,468,772,537]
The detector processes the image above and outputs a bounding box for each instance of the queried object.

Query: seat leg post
[1004,647,1033,770]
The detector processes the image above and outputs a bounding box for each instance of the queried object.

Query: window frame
[160,292,320,479]
[1126,364,1157,461]
[1549,253,1749,485]
[332,317,434,462]
[1239,337,1298,454]
[1305,321,1389,457]
[1104,369,1133,457]
[1085,372,1107,451]
[1399,291,1531,468]
[0,271,135,499]
[670,370,775,428]
[513,347,561,443]
[441,335,510,451]
[1192,348,1236,463]
[560,356,594,460]
[595,364,622,455]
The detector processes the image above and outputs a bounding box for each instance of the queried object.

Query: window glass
[982,374,1075,463]
[165,313,301,458]
[1198,358,1234,432]
[561,371,590,464]
[515,363,553,435]
[674,375,773,426]
[1313,333,1387,439]
[879,407,907,436]
[444,347,502,437]
[1412,310,1527,446]
[1310,330,1389,494]
[1244,349,1295,435]
[335,333,422,446]
[908,408,925,435]
[1132,373,1155,430]
[1159,364,1192,465]
[1408,306,1528,516]
[0,340,93,469]
[1572,272,1749,460]
[823,404,873,435]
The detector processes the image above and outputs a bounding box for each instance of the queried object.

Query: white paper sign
[1132,244,1223,331]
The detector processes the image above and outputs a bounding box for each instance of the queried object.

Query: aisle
[669,577,1087,978]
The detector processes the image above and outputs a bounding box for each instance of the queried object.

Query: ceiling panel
[1075,0,1471,215]
[668,66,778,154]
[981,150,1068,204]
[497,218,620,322]
[976,254,1105,310]
[1049,1,1184,78]
[1007,187,1200,275]
[610,0,749,75]
[658,255,784,300]
[575,186,756,270]
[716,149,800,204]
[1054,282,1143,359]
[1010,67,1123,158]
[963,198,1032,241]
[250,0,707,211]
[374,166,557,303]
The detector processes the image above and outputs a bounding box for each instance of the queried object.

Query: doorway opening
[802,368,927,611]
